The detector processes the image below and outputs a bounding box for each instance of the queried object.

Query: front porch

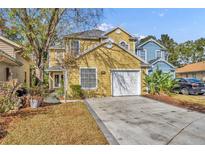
[47,66,64,90]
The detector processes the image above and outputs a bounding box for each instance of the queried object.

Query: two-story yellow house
[47,27,149,96]
[0,36,31,87]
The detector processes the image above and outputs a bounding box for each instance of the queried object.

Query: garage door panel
[112,71,140,96]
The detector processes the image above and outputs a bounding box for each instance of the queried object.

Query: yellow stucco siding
[68,43,146,96]
[49,49,65,67]
[49,49,57,67]
[105,29,135,54]
[79,39,100,52]
[64,38,100,53]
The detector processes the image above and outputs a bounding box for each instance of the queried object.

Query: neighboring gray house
[136,38,175,77]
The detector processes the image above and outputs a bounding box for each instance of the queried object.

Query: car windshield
[186,78,202,83]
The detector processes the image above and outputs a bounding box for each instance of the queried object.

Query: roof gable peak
[138,38,167,50]
[102,26,136,38]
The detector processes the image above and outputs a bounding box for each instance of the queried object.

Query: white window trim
[53,73,63,88]
[55,50,65,63]
[79,67,98,90]
[119,40,129,50]
[164,51,169,61]
[69,39,80,55]
[155,50,163,59]
[138,49,147,62]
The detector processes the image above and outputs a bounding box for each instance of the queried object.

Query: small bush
[70,85,84,99]
[28,85,49,97]
[82,90,97,98]
[0,80,22,113]
[56,86,64,97]
[70,85,84,98]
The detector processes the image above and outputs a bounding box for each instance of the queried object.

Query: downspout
[64,68,68,103]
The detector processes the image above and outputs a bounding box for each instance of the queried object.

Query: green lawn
[0,102,108,145]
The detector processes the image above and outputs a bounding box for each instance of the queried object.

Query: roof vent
[115,29,121,34]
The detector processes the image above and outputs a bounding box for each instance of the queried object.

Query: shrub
[28,85,49,97]
[0,80,22,113]
[82,90,98,98]
[144,69,176,95]
[55,80,64,97]
[70,85,84,99]
[56,86,64,97]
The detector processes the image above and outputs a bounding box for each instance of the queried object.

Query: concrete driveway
[85,96,205,145]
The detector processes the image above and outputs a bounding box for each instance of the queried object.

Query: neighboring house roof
[64,29,107,39]
[0,49,23,66]
[176,61,205,73]
[0,36,22,49]
[137,38,167,50]
[148,57,161,64]
[150,58,175,69]
[76,40,149,67]
[45,66,63,72]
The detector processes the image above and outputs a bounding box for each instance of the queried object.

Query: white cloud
[134,34,146,40]
[158,13,165,17]
[97,23,114,31]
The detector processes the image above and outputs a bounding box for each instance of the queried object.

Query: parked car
[173,78,205,95]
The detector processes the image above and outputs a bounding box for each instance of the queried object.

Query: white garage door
[112,70,141,96]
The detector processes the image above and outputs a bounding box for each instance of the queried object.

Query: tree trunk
[35,67,44,85]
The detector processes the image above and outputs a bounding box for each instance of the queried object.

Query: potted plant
[29,86,45,108]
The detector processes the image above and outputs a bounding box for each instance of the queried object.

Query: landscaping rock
[44,93,60,104]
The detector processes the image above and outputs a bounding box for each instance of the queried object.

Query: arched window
[119,41,128,50]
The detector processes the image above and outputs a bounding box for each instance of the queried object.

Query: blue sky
[98,9,205,43]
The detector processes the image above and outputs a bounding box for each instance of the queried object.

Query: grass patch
[171,94,205,106]
[0,102,108,145]
[144,94,205,113]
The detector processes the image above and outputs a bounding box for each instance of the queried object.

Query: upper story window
[55,50,64,62]
[138,50,146,61]
[156,50,162,59]
[119,41,128,50]
[70,40,80,56]
[165,52,169,61]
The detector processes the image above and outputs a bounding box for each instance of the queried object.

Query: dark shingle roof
[64,29,106,39]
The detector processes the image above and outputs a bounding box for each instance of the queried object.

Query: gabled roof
[45,66,63,72]
[103,26,137,40]
[176,61,205,73]
[76,40,149,66]
[0,36,22,49]
[0,49,23,66]
[137,38,167,50]
[64,27,137,40]
[64,29,107,39]
[151,58,175,69]
[148,57,161,64]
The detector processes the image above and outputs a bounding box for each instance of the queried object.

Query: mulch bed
[144,94,205,113]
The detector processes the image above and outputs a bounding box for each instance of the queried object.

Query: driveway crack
[166,115,205,145]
